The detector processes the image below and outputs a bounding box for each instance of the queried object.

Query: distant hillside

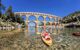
[61,11,80,23]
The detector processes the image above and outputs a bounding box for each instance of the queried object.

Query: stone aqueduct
[14,12,63,34]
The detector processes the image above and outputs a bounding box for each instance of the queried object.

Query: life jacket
[42,32,49,36]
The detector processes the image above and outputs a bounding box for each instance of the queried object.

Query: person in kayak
[42,31,50,40]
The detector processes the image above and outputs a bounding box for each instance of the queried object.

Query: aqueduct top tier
[14,12,61,22]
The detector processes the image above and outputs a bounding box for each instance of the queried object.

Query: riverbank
[0,28,80,50]
[0,29,22,39]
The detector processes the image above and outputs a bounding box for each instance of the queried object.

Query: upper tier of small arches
[14,12,61,22]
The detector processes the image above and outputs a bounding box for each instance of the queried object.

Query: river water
[0,28,80,50]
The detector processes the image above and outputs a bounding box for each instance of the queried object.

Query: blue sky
[2,0,80,17]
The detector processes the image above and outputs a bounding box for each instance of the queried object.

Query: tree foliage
[0,0,5,17]
[0,2,24,25]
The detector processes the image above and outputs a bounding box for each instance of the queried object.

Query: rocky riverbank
[0,30,80,50]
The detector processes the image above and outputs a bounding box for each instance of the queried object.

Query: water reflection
[46,26,51,33]
[38,27,44,33]
[28,26,36,35]
[24,27,80,50]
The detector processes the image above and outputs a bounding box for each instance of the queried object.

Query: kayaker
[42,31,50,40]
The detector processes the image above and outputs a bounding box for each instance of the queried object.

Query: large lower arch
[28,21,36,34]
[38,21,44,33]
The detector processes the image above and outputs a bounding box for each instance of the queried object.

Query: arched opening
[38,27,44,33]
[28,15,36,21]
[55,18,58,22]
[28,22,36,34]
[22,15,27,21]
[46,16,50,22]
[38,21,44,33]
[38,16,44,21]
[46,22,51,33]
[50,17,55,22]
[46,26,52,33]
[45,16,52,33]
[38,21,44,26]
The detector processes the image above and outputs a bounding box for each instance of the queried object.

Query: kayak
[41,33,52,46]
[72,32,80,36]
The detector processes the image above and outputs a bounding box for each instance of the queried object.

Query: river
[0,28,80,50]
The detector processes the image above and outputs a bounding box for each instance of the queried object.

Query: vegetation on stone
[61,11,80,23]
[0,0,24,27]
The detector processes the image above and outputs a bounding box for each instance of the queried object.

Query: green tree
[0,0,5,18]
[15,14,24,24]
[1,14,7,21]
[5,6,14,21]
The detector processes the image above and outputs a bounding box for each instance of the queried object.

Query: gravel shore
[0,29,80,50]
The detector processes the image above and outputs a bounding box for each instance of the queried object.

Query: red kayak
[72,32,80,36]
[41,31,52,46]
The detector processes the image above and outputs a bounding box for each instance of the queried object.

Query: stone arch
[38,21,44,33]
[21,15,27,21]
[45,16,51,33]
[28,21,36,34]
[55,17,58,22]
[46,22,51,33]
[38,16,44,21]
[50,17,55,22]
[38,21,44,26]
[28,15,36,21]
[45,16,50,22]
